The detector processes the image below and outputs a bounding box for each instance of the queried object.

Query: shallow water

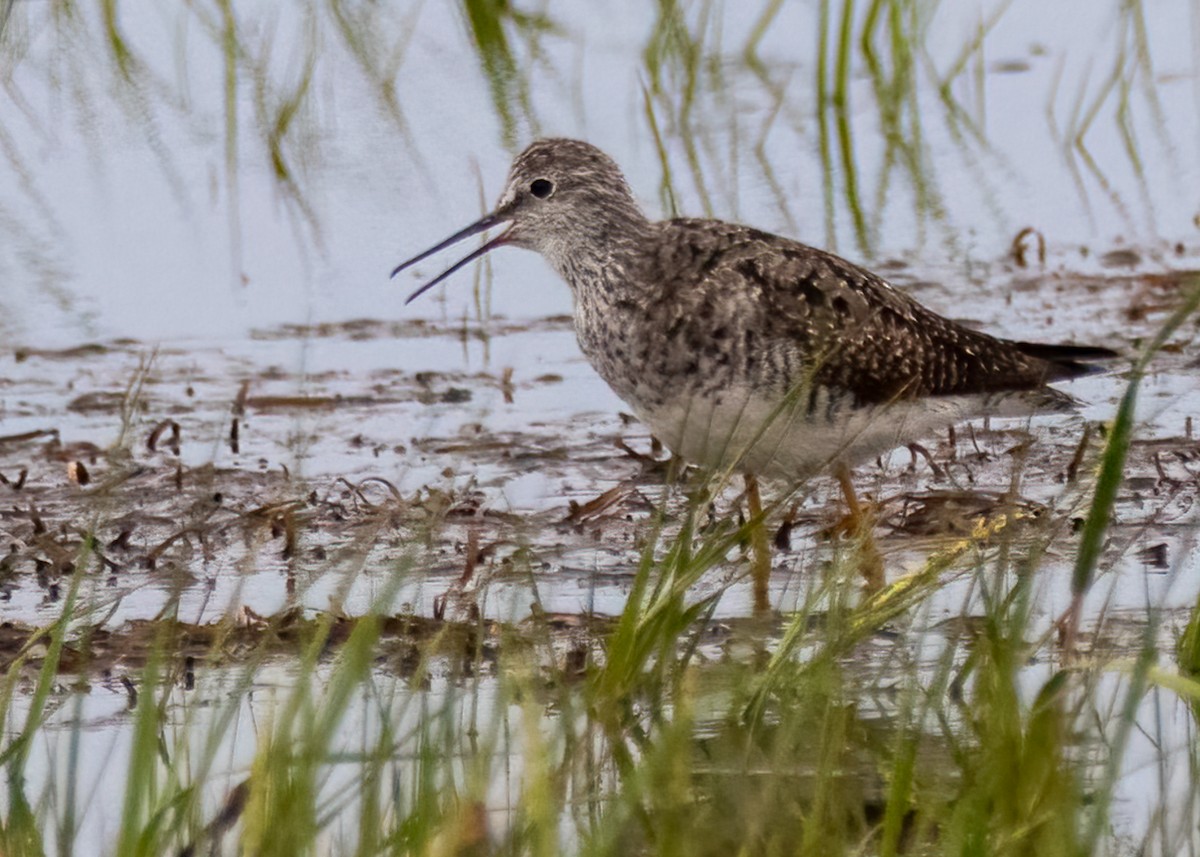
[2,1,1197,344]
[2,1,1200,852]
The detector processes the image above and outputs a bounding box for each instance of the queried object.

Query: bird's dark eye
[530,178,554,199]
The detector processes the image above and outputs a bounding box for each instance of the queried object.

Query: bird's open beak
[391,211,511,305]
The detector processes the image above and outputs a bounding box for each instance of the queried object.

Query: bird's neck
[548,216,658,307]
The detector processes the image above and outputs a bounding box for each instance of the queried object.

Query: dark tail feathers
[1014,340,1121,381]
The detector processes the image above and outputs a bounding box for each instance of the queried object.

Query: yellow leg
[744,474,772,615]
[834,463,884,592]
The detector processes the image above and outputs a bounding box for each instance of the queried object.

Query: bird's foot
[825,518,885,592]
[830,464,885,592]
[820,503,885,592]
[743,474,774,616]
[853,531,885,593]
[817,508,886,591]
[821,499,879,541]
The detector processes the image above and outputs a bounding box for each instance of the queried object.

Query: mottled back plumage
[394,138,1116,479]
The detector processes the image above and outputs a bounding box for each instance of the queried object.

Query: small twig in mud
[0,428,59,447]
[965,424,987,460]
[84,538,120,574]
[232,380,250,417]
[146,418,181,454]
[500,366,514,404]
[78,465,150,496]
[120,675,137,708]
[144,530,192,570]
[107,528,133,550]
[1010,226,1046,267]
[564,482,635,524]
[459,528,480,585]
[906,442,945,479]
[230,380,250,454]
[1066,424,1093,484]
[282,513,297,560]
[1152,452,1177,488]
[178,778,250,857]
[245,500,306,521]
[357,476,403,502]
[143,493,272,569]
[614,438,673,474]
[0,467,29,490]
[270,511,298,560]
[1055,603,1083,657]
[245,395,348,410]
[773,518,794,551]
[339,476,404,510]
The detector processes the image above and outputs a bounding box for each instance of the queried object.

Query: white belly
[635,385,981,480]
